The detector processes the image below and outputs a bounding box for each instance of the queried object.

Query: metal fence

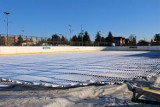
[0,34,116,46]
[1,34,159,46]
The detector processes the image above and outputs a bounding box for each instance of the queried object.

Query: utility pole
[81,25,83,46]
[4,12,10,46]
[21,30,24,36]
[69,25,71,45]
[98,31,101,43]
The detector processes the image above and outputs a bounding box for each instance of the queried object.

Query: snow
[0,51,160,87]
[0,82,159,107]
[0,51,160,107]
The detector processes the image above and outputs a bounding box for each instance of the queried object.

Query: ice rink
[0,51,160,88]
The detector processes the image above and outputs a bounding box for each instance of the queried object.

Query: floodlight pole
[69,25,71,44]
[98,31,101,42]
[81,25,83,46]
[4,12,10,46]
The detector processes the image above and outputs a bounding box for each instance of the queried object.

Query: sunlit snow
[0,51,160,87]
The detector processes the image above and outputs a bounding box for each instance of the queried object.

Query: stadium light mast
[69,25,72,43]
[98,31,101,42]
[81,25,83,46]
[4,12,10,46]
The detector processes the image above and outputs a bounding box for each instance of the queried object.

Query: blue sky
[0,0,160,41]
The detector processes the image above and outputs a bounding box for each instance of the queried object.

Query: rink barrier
[0,46,160,56]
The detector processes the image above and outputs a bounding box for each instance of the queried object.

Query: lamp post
[21,30,24,36]
[59,34,63,45]
[81,25,83,46]
[69,25,71,44]
[98,31,101,43]
[4,12,10,46]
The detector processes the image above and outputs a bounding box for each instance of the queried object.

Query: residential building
[0,36,5,46]
[0,35,19,46]
[9,36,19,46]
[150,41,160,46]
[22,37,39,46]
[125,38,131,46]
[113,37,125,46]
[137,40,150,46]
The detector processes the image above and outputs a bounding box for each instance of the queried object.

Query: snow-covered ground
[0,51,160,87]
[0,77,160,107]
[0,51,160,107]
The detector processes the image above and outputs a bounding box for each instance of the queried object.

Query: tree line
[14,32,160,46]
[44,31,115,46]
[45,31,136,46]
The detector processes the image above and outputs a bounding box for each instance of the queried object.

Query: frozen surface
[0,51,160,87]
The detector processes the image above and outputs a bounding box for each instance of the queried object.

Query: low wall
[107,46,160,51]
[0,46,107,55]
[0,46,160,55]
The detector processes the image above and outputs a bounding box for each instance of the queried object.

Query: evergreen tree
[51,34,60,45]
[61,36,68,44]
[47,38,52,45]
[83,31,91,42]
[51,34,60,41]
[101,37,106,42]
[61,36,67,42]
[71,35,78,42]
[83,31,91,46]
[106,32,114,43]
[47,38,51,41]
[17,35,23,46]
[77,34,82,42]
[154,34,160,42]
[95,32,101,42]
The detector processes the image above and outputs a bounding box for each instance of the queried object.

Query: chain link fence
[0,34,116,46]
[2,34,159,46]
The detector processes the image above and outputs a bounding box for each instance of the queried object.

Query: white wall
[110,46,160,51]
[0,46,160,55]
[0,46,108,55]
